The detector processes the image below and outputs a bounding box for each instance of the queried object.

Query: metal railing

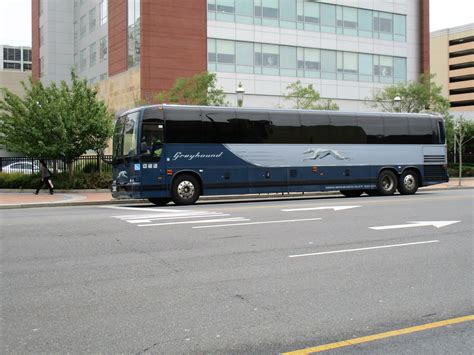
[0,155,113,175]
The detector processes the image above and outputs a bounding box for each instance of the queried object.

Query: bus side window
[438,120,446,144]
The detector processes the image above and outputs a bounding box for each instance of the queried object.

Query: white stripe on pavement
[128,213,231,223]
[138,217,249,227]
[193,218,322,229]
[288,240,440,258]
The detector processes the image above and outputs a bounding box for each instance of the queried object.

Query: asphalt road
[1,190,473,354]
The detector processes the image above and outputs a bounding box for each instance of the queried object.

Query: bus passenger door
[139,120,167,197]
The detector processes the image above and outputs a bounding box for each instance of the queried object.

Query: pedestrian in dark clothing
[34,160,54,195]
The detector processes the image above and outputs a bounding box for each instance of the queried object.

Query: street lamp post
[236,82,245,107]
[393,96,401,112]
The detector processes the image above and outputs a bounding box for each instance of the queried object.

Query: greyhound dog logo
[117,171,128,179]
[303,148,350,161]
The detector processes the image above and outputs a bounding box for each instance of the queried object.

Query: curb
[1,185,472,210]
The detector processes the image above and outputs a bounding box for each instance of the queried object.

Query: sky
[0,0,472,47]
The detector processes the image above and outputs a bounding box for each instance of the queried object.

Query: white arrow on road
[282,206,361,212]
[370,221,460,230]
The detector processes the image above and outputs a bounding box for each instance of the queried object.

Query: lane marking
[288,240,439,258]
[282,314,474,354]
[282,206,360,212]
[370,221,460,230]
[128,213,231,223]
[193,218,322,229]
[102,206,188,213]
[138,217,249,227]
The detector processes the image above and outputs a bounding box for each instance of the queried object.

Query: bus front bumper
[111,182,142,199]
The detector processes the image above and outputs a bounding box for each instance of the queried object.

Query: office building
[33,0,429,112]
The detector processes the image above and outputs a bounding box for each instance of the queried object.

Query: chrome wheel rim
[381,176,394,191]
[403,174,416,190]
[177,181,195,200]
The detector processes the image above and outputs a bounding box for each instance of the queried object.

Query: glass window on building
[128,0,140,68]
[261,0,279,27]
[321,50,336,79]
[99,0,108,26]
[208,38,216,71]
[343,7,357,36]
[394,57,406,83]
[216,39,235,72]
[280,0,296,29]
[358,53,373,82]
[89,7,96,32]
[80,15,87,38]
[393,14,406,42]
[4,62,21,70]
[235,0,253,24]
[216,0,234,22]
[343,52,358,81]
[280,45,297,77]
[320,3,336,33]
[23,63,32,71]
[358,9,372,38]
[80,48,87,71]
[262,44,279,75]
[379,12,393,40]
[301,0,319,31]
[99,36,108,62]
[23,49,32,62]
[236,41,254,73]
[303,48,320,78]
[89,42,97,67]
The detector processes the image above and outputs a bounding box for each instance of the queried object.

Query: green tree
[284,80,339,110]
[370,73,450,114]
[141,71,228,106]
[451,116,474,184]
[0,70,114,175]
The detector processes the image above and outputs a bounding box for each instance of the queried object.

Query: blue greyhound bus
[111,105,448,205]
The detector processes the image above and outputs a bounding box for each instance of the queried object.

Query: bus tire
[148,198,171,206]
[171,174,201,205]
[398,170,419,195]
[377,170,397,196]
[340,190,363,197]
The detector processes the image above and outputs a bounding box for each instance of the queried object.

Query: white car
[2,162,40,174]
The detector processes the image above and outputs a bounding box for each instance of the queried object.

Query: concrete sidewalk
[1,178,473,209]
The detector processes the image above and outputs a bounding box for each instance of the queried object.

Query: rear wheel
[171,174,201,205]
[377,170,398,196]
[398,170,419,195]
[148,198,171,206]
[340,190,363,197]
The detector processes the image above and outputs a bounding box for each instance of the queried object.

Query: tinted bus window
[383,115,409,144]
[201,108,237,143]
[165,107,202,143]
[408,116,434,144]
[437,120,445,144]
[232,110,271,143]
[330,114,365,144]
[300,111,330,144]
[268,111,302,143]
[357,114,384,144]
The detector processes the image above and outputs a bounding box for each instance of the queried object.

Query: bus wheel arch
[376,168,398,196]
[398,168,420,195]
[171,171,202,205]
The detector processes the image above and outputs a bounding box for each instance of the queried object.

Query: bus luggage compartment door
[248,167,288,193]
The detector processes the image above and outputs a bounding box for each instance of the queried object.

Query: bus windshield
[113,111,140,157]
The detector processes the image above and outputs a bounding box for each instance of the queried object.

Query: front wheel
[398,170,419,195]
[148,198,171,206]
[340,190,363,197]
[171,174,201,205]
[377,170,398,196]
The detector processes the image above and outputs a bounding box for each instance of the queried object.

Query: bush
[448,164,474,177]
[0,171,112,189]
